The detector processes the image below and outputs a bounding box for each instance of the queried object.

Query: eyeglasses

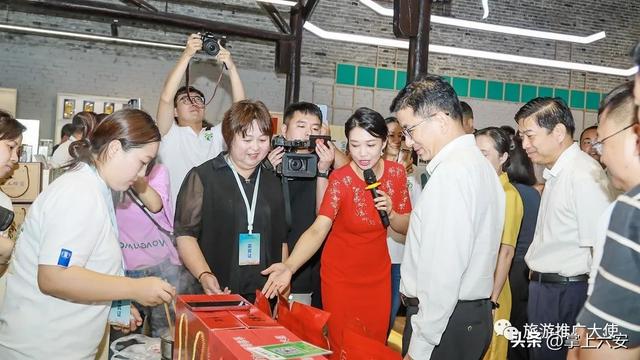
[592,123,635,156]
[177,96,205,106]
[401,112,445,139]
[401,120,427,139]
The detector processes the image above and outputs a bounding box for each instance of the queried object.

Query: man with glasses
[579,125,602,165]
[514,97,613,360]
[392,75,505,360]
[156,33,245,208]
[574,45,640,360]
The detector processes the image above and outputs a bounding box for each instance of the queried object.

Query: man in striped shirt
[575,43,640,359]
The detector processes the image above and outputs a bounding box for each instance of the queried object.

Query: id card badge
[239,233,261,266]
[108,299,131,326]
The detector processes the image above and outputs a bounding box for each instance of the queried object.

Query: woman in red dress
[263,107,412,357]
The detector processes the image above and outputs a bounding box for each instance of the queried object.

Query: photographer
[156,33,245,209]
[265,102,335,307]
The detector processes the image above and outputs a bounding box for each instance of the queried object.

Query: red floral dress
[318,160,411,357]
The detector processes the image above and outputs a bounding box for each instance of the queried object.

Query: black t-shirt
[284,176,322,294]
[174,153,287,297]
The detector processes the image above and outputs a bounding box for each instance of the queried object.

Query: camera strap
[281,176,292,229]
[185,61,226,107]
[125,189,175,241]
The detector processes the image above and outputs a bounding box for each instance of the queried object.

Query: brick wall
[0,0,637,139]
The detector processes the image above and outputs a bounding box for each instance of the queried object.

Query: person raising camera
[265,102,335,307]
[156,33,245,209]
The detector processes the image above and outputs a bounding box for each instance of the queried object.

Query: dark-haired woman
[0,109,175,359]
[506,135,540,360]
[263,107,412,357]
[0,110,25,278]
[475,127,524,360]
[174,100,287,303]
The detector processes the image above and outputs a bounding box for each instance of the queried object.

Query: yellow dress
[483,172,524,360]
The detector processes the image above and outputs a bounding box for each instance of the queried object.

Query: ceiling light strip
[255,0,298,6]
[0,23,185,50]
[303,22,637,77]
[358,0,606,44]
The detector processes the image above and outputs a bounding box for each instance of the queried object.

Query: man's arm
[156,34,201,136]
[315,140,335,213]
[217,46,245,102]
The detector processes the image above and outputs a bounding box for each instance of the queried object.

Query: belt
[400,294,419,307]
[530,271,589,283]
[400,294,489,307]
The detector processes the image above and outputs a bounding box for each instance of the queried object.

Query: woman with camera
[0,110,175,359]
[174,100,287,303]
[0,110,25,278]
[262,108,412,357]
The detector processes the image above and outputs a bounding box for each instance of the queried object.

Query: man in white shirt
[392,75,505,360]
[156,34,245,209]
[515,97,613,360]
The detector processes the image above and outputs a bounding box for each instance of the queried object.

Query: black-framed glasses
[177,95,205,106]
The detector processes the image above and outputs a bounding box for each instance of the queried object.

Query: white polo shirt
[158,122,225,209]
[401,135,505,358]
[525,143,614,276]
[0,164,122,360]
[49,135,78,169]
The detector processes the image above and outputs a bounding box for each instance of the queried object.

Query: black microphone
[363,169,390,228]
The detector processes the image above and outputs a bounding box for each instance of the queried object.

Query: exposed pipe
[119,0,159,12]
[5,0,292,42]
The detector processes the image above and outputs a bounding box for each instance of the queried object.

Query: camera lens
[289,158,304,171]
[203,40,220,56]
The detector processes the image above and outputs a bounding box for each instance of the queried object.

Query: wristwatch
[491,301,500,310]
[317,169,330,178]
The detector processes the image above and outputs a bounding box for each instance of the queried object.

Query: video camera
[200,33,226,56]
[271,135,331,178]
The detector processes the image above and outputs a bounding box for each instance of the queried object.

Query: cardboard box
[174,294,328,360]
[0,162,42,203]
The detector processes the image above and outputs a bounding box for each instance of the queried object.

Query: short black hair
[475,127,512,172]
[506,136,536,186]
[514,97,575,137]
[599,82,636,126]
[580,125,598,142]
[60,123,74,138]
[460,101,473,120]
[384,116,398,125]
[500,125,516,136]
[283,102,322,125]
[345,107,388,140]
[390,75,463,123]
[173,86,205,107]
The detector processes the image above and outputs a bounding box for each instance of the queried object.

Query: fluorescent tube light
[303,22,637,77]
[256,0,298,6]
[358,0,606,44]
[0,23,185,50]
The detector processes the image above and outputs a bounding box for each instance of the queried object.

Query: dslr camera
[200,33,226,56]
[271,135,331,178]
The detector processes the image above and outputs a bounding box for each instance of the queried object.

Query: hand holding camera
[270,135,332,178]
[183,34,203,58]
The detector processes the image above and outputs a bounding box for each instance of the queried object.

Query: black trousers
[527,280,587,360]
[402,299,493,359]
[508,260,530,360]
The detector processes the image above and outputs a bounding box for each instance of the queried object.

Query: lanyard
[226,156,261,234]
